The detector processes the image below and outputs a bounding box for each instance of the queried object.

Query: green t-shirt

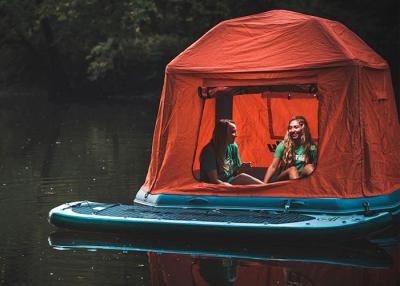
[274,142,317,173]
[200,143,242,182]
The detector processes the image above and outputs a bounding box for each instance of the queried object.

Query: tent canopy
[141,10,400,199]
[168,10,386,73]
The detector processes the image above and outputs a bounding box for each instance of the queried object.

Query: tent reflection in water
[148,251,400,286]
[136,10,400,212]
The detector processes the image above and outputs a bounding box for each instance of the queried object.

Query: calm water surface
[0,94,399,286]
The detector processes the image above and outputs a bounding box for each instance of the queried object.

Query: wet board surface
[49,201,393,240]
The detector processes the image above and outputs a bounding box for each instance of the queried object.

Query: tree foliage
[0,0,398,99]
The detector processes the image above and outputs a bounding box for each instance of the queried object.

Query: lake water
[0,94,399,286]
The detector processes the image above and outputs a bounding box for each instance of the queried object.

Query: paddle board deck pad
[48,231,392,269]
[48,201,393,240]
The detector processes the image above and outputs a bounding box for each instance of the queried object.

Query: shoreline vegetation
[0,83,161,105]
[1,1,398,105]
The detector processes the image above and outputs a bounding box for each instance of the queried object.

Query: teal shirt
[200,143,242,182]
[274,142,317,173]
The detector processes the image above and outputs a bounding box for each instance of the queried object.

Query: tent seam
[358,66,366,197]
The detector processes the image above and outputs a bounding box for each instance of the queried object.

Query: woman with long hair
[264,116,317,183]
[200,119,264,185]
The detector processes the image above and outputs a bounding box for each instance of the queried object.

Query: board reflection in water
[49,230,400,286]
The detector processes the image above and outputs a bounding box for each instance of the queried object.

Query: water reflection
[1,94,399,285]
[148,251,400,286]
[48,230,400,286]
[48,231,393,269]
[0,95,155,285]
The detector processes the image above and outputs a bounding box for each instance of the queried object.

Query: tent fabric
[141,10,400,199]
[168,10,386,73]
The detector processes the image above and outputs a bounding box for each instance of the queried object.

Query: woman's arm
[206,170,231,185]
[263,157,281,183]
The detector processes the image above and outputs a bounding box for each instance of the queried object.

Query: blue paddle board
[48,201,393,240]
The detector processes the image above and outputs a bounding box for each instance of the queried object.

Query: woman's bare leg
[288,166,300,179]
[276,166,299,181]
[301,164,315,177]
[230,173,264,185]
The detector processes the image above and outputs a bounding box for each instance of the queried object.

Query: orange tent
[140,10,400,199]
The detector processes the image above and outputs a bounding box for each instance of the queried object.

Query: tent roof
[168,10,387,74]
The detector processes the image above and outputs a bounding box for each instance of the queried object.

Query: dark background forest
[0,0,399,104]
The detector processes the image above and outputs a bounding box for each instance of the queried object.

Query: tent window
[193,84,319,181]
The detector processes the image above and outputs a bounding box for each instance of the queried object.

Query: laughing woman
[264,116,317,183]
[200,119,264,185]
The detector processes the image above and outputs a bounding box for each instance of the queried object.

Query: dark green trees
[0,0,398,100]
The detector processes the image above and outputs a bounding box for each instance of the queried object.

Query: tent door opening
[193,84,319,182]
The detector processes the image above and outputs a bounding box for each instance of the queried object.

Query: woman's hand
[238,162,252,173]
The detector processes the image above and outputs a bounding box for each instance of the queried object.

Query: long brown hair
[282,116,314,167]
[212,119,235,173]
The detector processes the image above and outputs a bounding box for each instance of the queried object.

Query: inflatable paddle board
[49,201,393,240]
